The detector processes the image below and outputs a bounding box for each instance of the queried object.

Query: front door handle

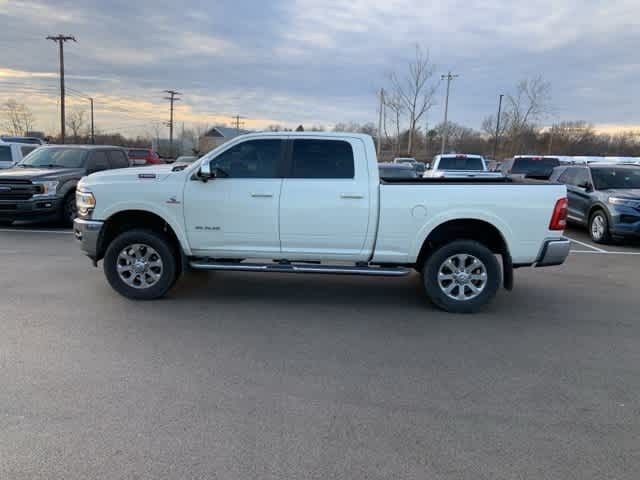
[340,193,364,199]
[251,193,273,198]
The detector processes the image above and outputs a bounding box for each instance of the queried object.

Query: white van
[0,142,39,169]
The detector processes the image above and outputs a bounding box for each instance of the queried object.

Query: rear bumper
[535,238,571,267]
[73,218,103,259]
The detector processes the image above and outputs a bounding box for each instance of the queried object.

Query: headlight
[76,189,96,216]
[608,196,639,208]
[32,180,59,198]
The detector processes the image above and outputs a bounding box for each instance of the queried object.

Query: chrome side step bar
[189,260,411,277]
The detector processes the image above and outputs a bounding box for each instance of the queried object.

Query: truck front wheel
[422,240,501,313]
[103,229,177,300]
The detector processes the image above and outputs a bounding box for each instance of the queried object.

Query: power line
[232,114,246,134]
[46,34,77,142]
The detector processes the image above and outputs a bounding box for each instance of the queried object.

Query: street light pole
[492,93,504,160]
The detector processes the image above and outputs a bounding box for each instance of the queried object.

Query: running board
[189,260,411,277]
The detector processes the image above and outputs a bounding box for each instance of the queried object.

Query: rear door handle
[340,193,364,199]
[251,193,273,198]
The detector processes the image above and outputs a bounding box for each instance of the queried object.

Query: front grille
[0,179,40,201]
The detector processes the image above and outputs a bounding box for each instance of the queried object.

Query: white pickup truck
[74,132,570,313]
[424,153,503,179]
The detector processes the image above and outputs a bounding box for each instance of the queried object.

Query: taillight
[549,198,568,230]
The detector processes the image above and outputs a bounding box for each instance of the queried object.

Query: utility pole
[163,90,181,157]
[232,115,246,135]
[89,97,95,144]
[46,34,76,143]
[492,93,504,160]
[376,88,384,157]
[440,71,458,154]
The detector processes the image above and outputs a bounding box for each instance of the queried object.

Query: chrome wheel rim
[591,215,605,240]
[116,243,163,289]
[437,254,487,301]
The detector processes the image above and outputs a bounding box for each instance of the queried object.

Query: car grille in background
[0,179,40,201]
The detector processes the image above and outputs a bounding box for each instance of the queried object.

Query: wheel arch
[96,210,186,272]
[415,218,513,290]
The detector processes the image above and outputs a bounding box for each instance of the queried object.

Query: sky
[0,0,639,137]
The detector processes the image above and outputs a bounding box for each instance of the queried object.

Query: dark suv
[0,145,130,226]
[550,163,640,243]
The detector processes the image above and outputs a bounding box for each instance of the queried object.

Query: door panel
[183,178,282,255]
[279,138,370,259]
[183,138,284,256]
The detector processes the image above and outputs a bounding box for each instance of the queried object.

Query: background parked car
[378,162,418,179]
[501,155,563,179]
[551,163,640,243]
[0,141,39,169]
[424,154,502,178]
[0,145,130,227]
[126,148,163,166]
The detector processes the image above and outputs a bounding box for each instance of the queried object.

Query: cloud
[0,0,638,137]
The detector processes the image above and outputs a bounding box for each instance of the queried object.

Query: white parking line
[565,235,607,253]
[0,228,72,234]
[570,250,640,256]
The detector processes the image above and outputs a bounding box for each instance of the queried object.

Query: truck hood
[87,164,180,183]
[0,166,85,181]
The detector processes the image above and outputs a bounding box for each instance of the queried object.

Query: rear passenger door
[279,137,371,260]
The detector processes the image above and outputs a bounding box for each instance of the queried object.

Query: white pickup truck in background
[424,153,503,179]
[74,132,570,313]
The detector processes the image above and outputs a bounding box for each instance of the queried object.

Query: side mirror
[577,180,592,190]
[198,161,215,182]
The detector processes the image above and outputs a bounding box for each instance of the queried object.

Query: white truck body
[74,132,570,312]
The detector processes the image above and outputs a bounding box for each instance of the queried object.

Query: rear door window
[86,151,110,172]
[0,146,11,163]
[108,150,130,169]
[289,139,354,178]
[20,146,37,157]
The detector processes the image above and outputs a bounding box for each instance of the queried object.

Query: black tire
[103,229,178,300]
[422,240,501,314]
[61,192,77,227]
[589,210,611,244]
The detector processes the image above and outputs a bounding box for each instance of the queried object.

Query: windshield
[592,168,640,190]
[19,148,87,168]
[438,157,484,171]
[511,157,559,174]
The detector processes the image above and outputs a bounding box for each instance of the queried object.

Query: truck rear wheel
[103,229,177,300]
[422,240,501,313]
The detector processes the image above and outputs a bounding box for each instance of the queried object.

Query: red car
[126,148,163,166]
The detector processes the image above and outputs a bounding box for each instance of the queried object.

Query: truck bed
[381,176,551,185]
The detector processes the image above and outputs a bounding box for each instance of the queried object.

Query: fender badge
[166,196,181,204]
[138,173,156,179]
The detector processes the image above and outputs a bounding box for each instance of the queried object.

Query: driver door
[183,139,285,257]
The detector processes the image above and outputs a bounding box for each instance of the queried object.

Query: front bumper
[609,206,640,238]
[535,238,571,267]
[0,197,63,221]
[73,218,104,259]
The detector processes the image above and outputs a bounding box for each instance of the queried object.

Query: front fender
[100,200,192,255]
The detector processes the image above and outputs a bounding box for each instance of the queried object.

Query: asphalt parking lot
[1,225,639,479]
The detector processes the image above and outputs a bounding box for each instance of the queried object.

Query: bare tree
[383,91,404,156]
[390,45,438,155]
[66,109,86,143]
[2,99,35,136]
